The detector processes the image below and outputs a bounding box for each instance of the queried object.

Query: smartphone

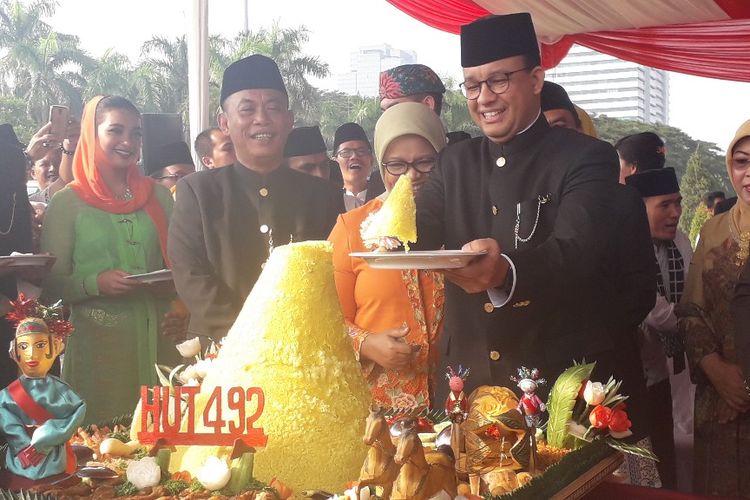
[49,105,70,140]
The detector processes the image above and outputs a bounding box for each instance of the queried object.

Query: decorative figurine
[444,365,470,424]
[444,365,470,470]
[356,406,400,500]
[510,367,546,428]
[0,295,85,490]
[391,419,457,500]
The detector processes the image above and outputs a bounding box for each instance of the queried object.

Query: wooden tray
[551,451,624,500]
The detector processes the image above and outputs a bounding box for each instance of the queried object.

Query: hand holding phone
[49,105,70,141]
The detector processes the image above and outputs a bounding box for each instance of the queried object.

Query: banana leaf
[545,362,595,448]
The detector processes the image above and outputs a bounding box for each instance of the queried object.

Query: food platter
[349,250,487,270]
[125,269,173,284]
[0,254,56,267]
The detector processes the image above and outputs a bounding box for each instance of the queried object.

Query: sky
[49,0,748,151]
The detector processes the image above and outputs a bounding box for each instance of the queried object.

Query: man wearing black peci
[168,55,343,341]
[415,13,653,471]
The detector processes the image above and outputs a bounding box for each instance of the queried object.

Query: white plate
[125,269,173,284]
[0,254,56,267]
[349,250,487,270]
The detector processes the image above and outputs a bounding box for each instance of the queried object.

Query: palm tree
[224,22,329,124]
[84,49,136,100]
[440,76,481,137]
[0,0,94,122]
[140,35,190,117]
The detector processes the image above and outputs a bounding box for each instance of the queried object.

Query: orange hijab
[69,96,170,266]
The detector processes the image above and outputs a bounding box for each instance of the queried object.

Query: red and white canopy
[386,0,750,82]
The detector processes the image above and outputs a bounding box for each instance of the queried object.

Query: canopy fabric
[387,0,750,82]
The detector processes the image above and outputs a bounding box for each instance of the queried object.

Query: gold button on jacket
[489,350,501,361]
[483,302,494,313]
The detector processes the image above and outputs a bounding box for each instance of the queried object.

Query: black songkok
[147,141,194,176]
[284,126,327,158]
[541,81,576,116]
[460,13,540,68]
[220,54,287,105]
[446,131,471,145]
[626,167,680,198]
[333,123,370,153]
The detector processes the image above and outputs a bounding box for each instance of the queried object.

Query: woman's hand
[360,324,417,371]
[715,398,739,424]
[63,118,80,152]
[701,352,750,412]
[96,270,142,296]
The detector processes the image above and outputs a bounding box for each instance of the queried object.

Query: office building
[546,45,669,124]
[337,44,417,97]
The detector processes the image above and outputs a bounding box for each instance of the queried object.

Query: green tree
[313,91,381,147]
[679,146,713,234]
[139,35,189,117]
[689,203,711,248]
[83,49,136,100]
[0,0,94,122]
[440,76,480,138]
[593,115,728,191]
[0,95,37,142]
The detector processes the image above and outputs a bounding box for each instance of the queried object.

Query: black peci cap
[220,54,287,105]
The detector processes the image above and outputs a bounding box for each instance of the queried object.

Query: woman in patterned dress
[678,118,750,497]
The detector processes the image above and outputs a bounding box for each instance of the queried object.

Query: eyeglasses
[382,158,436,176]
[459,67,529,100]
[336,148,371,159]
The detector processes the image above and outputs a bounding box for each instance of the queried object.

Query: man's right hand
[97,270,142,296]
[360,324,416,371]
[25,123,59,162]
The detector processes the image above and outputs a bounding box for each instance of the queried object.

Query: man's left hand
[442,238,509,293]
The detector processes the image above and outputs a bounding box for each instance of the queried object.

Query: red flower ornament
[589,405,612,429]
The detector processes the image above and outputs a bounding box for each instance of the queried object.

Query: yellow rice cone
[361,175,416,250]
[175,241,370,495]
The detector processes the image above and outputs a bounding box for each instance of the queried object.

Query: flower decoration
[547,362,655,460]
[582,380,605,406]
[197,456,231,491]
[155,339,221,388]
[5,294,73,339]
[126,456,162,490]
[565,376,649,457]
[176,337,202,358]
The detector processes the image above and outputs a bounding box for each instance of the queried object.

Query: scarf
[68,96,170,267]
[727,119,750,239]
[373,102,447,201]
[656,240,686,373]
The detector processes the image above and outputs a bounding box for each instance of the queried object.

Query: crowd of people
[0,11,748,498]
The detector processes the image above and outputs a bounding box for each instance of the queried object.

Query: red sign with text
[137,385,268,448]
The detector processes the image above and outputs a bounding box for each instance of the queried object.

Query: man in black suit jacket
[168,55,343,340]
[415,14,650,440]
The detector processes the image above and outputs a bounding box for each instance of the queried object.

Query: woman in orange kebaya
[329,102,446,410]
